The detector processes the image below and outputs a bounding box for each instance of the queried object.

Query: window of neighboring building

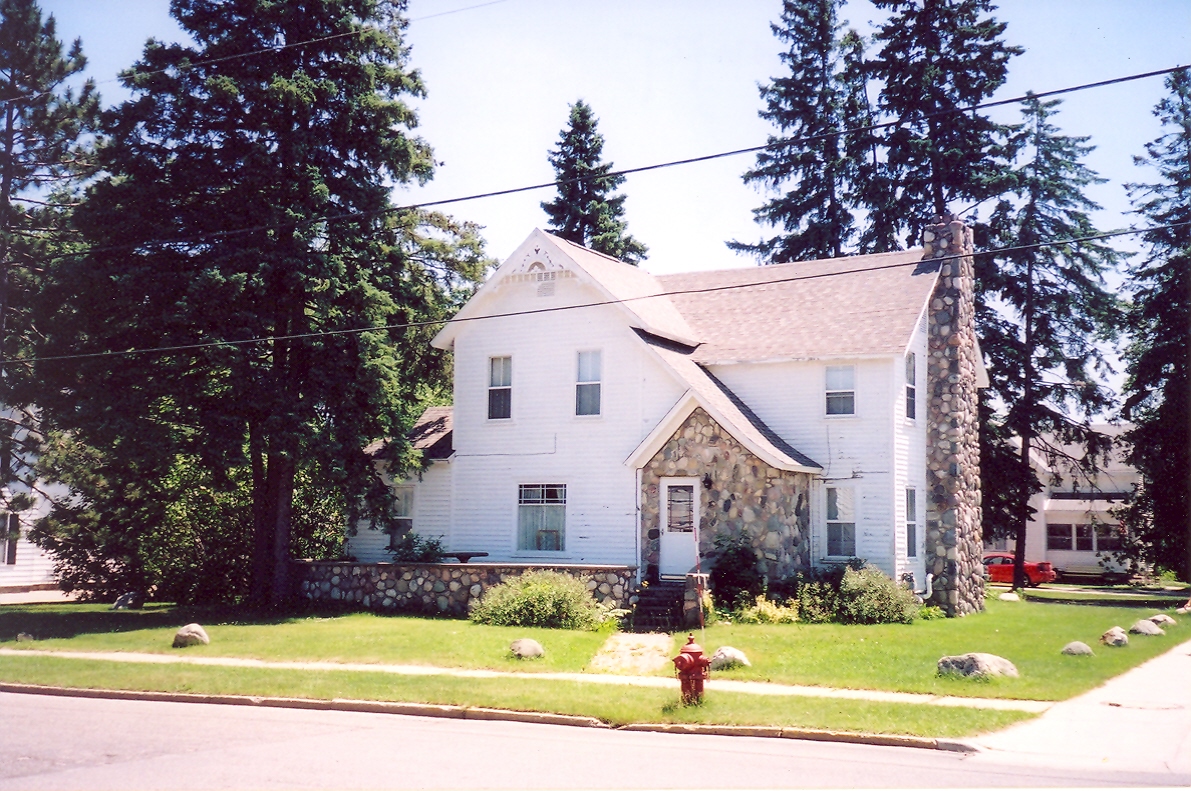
[575,350,601,416]
[1047,523,1073,550]
[387,486,415,550]
[905,353,917,420]
[1095,523,1124,552]
[826,365,855,415]
[488,356,512,419]
[1075,524,1094,552]
[4,514,17,565]
[905,488,917,558]
[518,484,566,551]
[826,487,856,556]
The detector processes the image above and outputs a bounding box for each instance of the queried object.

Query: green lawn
[681,598,1188,700]
[0,654,1030,738]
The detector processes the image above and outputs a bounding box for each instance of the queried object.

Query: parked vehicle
[982,552,1056,586]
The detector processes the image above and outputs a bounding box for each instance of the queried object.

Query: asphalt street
[0,691,1182,790]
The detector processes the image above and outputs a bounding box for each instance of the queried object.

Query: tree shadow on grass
[0,603,314,642]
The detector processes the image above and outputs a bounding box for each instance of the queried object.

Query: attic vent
[919,312,928,333]
[536,270,556,297]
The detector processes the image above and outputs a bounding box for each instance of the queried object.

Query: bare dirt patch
[588,633,673,674]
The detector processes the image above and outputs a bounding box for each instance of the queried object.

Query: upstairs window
[826,365,855,415]
[488,356,511,419]
[518,484,566,551]
[826,487,856,556]
[905,488,917,558]
[905,353,917,420]
[575,351,602,416]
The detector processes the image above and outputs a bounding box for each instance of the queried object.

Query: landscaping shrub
[919,605,946,620]
[710,534,764,609]
[836,565,920,624]
[389,533,444,563]
[469,571,609,630]
[796,581,839,624]
[734,595,799,624]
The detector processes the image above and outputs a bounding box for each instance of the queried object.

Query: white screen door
[659,479,699,578]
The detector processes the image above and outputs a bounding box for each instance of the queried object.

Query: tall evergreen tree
[0,0,96,511]
[1119,70,1191,582]
[976,95,1124,588]
[541,100,647,264]
[31,0,488,606]
[867,0,1020,243]
[729,0,867,263]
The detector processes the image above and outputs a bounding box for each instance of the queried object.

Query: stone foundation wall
[640,407,813,583]
[293,561,636,617]
[922,215,984,616]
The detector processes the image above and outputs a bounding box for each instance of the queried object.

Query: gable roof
[657,250,938,364]
[408,406,453,460]
[627,330,821,473]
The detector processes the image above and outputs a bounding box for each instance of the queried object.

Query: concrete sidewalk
[971,635,1191,781]
[0,647,1050,712]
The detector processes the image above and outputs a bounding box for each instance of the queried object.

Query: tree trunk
[267,449,295,608]
[248,420,271,607]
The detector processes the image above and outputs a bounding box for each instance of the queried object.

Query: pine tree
[1119,70,1191,582]
[541,100,647,264]
[977,95,1124,588]
[868,0,1020,243]
[729,0,863,263]
[0,0,97,511]
[32,0,489,606]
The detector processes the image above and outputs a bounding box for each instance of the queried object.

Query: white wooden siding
[346,461,454,564]
[893,316,929,585]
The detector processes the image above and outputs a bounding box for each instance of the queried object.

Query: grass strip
[0,654,1031,738]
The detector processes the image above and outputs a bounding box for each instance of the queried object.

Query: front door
[659,478,699,578]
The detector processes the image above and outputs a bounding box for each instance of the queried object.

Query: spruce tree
[541,100,647,264]
[1119,70,1191,581]
[977,95,1124,588]
[33,0,488,606]
[868,0,1020,243]
[0,0,96,511]
[729,0,864,263]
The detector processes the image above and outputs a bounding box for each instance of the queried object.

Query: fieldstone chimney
[922,215,983,616]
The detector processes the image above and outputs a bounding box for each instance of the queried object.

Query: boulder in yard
[937,652,1018,679]
[172,623,210,648]
[509,638,544,659]
[709,646,751,670]
[16,632,34,642]
[1178,606,1189,616]
[1149,613,1176,627]
[1100,626,1128,647]
[1129,619,1164,636]
[111,591,144,610]
[997,592,1020,602]
[1060,641,1093,656]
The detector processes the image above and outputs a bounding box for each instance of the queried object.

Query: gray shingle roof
[656,250,938,363]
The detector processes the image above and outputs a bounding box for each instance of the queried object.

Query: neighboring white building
[986,426,1138,579]
[0,490,58,593]
[347,222,988,605]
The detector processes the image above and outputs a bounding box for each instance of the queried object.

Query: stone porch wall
[640,407,813,583]
[922,215,984,616]
[292,561,636,617]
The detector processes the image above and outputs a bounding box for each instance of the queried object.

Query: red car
[983,552,1056,586]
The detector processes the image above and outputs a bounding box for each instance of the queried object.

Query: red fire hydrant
[672,634,711,705]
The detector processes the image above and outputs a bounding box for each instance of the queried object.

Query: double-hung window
[905,353,917,420]
[905,488,917,558]
[826,487,856,556]
[518,484,566,551]
[826,365,855,415]
[387,486,415,550]
[1046,523,1073,550]
[488,356,512,419]
[575,351,601,416]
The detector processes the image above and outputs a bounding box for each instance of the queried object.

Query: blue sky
[40,0,1191,274]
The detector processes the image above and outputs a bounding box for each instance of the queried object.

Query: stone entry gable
[640,407,812,584]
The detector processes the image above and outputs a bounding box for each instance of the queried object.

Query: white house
[346,215,989,615]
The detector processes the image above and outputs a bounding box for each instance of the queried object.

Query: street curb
[0,682,978,753]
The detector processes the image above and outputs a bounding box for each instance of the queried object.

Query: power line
[31,63,1190,267]
[0,0,510,108]
[12,220,1187,367]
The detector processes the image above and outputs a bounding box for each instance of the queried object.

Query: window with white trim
[905,488,917,558]
[488,356,511,419]
[826,365,855,415]
[575,350,601,416]
[387,486,415,550]
[518,484,566,551]
[826,487,856,556]
[905,353,917,420]
[1047,522,1124,552]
